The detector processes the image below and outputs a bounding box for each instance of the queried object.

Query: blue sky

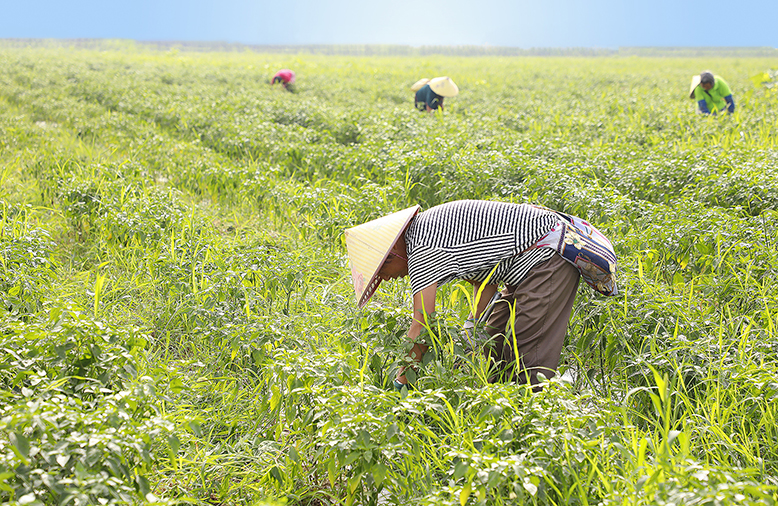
[1,0,776,48]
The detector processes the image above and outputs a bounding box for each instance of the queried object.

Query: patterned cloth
[403,200,558,295]
[534,212,618,296]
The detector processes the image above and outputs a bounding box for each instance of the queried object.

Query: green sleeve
[716,78,732,97]
[693,86,705,101]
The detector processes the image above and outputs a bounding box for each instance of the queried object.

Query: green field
[1,45,778,505]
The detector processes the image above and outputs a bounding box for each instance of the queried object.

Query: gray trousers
[484,254,580,385]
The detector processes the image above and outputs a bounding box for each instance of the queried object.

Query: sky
[1,0,776,48]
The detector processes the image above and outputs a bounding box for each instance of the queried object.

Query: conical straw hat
[344,205,421,308]
[411,78,431,92]
[429,76,459,97]
[689,75,701,99]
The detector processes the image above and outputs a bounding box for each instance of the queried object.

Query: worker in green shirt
[689,71,735,115]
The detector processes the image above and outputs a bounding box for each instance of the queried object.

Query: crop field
[1,45,778,505]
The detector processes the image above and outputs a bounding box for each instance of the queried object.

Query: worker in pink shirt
[270,69,296,91]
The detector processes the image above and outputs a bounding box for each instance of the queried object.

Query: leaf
[327,458,337,487]
[499,428,514,441]
[169,377,185,394]
[454,460,469,480]
[344,451,360,467]
[459,482,471,506]
[288,445,300,464]
[348,473,362,494]
[167,434,180,455]
[269,465,283,484]
[9,432,30,460]
[649,365,667,403]
[0,470,13,492]
[302,407,315,428]
[750,72,770,86]
[85,447,103,467]
[522,481,538,496]
[269,384,281,411]
[637,438,648,467]
[18,493,36,505]
[136,475,151,496]
[372,463,387,486]
[672,272,684,286]
[358,429,371,448]
[386,423,399,440]
[667,430,682,447]
[186,420,202,437]
[370,353,382,371]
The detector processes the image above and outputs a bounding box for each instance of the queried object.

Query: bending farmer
[689,71,735,115]
[412,76,459,112]
[270,69,296,91]
[344,200,618,389]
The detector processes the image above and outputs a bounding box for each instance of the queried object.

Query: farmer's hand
[461,318,477,352]
[462,321,494,354]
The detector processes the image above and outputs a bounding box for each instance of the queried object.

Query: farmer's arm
[395,282,437,384]
[724,94,735,113]
[429,97,443,112]
[693,87,711,114]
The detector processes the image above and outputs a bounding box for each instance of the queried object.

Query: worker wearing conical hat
[413,76,458,112]
[345,200,617,390]
[689,71,734,115]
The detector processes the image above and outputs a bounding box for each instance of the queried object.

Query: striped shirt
[404,200,558,295]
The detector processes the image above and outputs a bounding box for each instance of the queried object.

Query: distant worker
[689,71,734,115]
[271,69,296,91]
[412,76,459,112]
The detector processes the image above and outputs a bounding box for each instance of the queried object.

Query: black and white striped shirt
[404,200,558,295]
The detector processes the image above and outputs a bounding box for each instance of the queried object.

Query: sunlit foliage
[1,46,777,505]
